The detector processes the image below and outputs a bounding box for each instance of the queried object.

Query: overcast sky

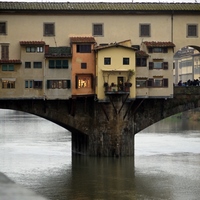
[0,0,199,3]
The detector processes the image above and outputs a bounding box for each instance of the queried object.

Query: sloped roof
[0,2,200,13]
[20,41,45,45]
[45,47,72,58]
[95,43,136,51]
[70,37,96,43]
[0,60,21,64]
[143,41,175,48]
[136,50,149,57]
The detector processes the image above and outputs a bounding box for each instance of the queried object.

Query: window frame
[76,44,91,53]
[1,45,9,60]
[104,57,111,65]
[33,62,42,68]
[25,62,31,68]
[123,57,130,65]
[48,60,69,69]
[140,24,151,37]
[2,64,14,71]
[93,23,104,36]
[0,22,7,35]
[47,80,71,89]
[44,23,55,36]
[75,74,93,89]
[187,24,198,37]
[136,57,147,67]
[2,80,15,89]
[81,62,87,69]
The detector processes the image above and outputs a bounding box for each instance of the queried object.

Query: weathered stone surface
[1,87,200,157]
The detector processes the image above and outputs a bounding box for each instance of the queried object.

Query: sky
[0,0,199,3]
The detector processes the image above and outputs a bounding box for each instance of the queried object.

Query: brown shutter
[149,62,153,70]
[75,75,78,89]
[1,45,9,59]
[163,78,168,87]
[163,62,168,70]
[147,78,153,87]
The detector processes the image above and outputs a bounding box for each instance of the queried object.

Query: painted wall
[96,46,136,100]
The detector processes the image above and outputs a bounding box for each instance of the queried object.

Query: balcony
[104,85,131,95]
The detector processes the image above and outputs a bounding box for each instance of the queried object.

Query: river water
[0,109,200,200]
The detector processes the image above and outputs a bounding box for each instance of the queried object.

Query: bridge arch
[1,87,200,157]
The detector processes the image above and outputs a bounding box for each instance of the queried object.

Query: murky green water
[1,109,200,200]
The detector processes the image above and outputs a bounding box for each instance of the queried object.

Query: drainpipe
[171,11,174,43]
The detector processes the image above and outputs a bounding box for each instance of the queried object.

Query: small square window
[0,22,6,35]
[44,23,55,36]
[123,58,129,65]
[81,63,87,69]
[33,62,42,68]
[25,62,31,68]
[104,57,111,65]
[140,24,150,37]
[93,23,103,36]
[187,24,198,37]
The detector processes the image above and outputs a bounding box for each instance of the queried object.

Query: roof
[0,60,21,64]
[136,50,149,57]
[20,41,45,45]
[70,37,96,44]
[143,41,175,48]
[0,2,200,14]
[45,47,72,58]
[95,43,136,51]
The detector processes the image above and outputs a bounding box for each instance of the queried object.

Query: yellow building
[95,41,136,101]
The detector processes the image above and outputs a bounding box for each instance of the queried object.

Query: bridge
[0,86,200,157]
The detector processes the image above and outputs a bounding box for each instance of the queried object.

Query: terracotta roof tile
[95,43,135,51]
[143,41,175,48]
[20,41,45,45]
[70,37,96,43]
[136,50,149,57]
[0,2,200,12]
[0,60,22,64]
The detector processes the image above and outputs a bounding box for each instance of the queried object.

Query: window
[81,63,87,69]
[149,61,168,70]
[25,80,33,88]
[33,81,42,89]
[49,60,68,69]
[104,57,111,65]
[26,46,43,53]
[1,45,9,59]
[47,80,71,89]
[148,47,168,53]
[76,75,93,89]
[0,22,6,35]
[187,24,198,37]
[44,23,55,36]
[123,58,129,65]
[2,64,14,71]
[93,23,103,36]
[140,24,150,37]
[136,58,147,67]
[76,45,91,53]
[2,80,15,89]
[136,79,147,87]
[147,78,168,87]
[33,62,42,68]
[25,62,31,68]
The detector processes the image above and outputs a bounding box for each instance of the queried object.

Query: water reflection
[1,109,200,200]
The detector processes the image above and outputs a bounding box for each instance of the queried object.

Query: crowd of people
[177,79,200,86]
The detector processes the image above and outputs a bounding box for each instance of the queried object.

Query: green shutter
[62,60,68,68]
[67,80,71,88]
[49,60,55,68]
[56,60,61,68]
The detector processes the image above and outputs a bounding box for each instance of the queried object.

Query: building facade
[0,2,200,100]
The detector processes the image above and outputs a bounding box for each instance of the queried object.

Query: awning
[1,78,16,81]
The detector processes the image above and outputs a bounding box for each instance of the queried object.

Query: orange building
[70,37,96,98]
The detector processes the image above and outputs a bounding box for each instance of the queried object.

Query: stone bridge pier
[71,95,135,157]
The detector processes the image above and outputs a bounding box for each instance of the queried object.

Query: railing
[104,86,130,94]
